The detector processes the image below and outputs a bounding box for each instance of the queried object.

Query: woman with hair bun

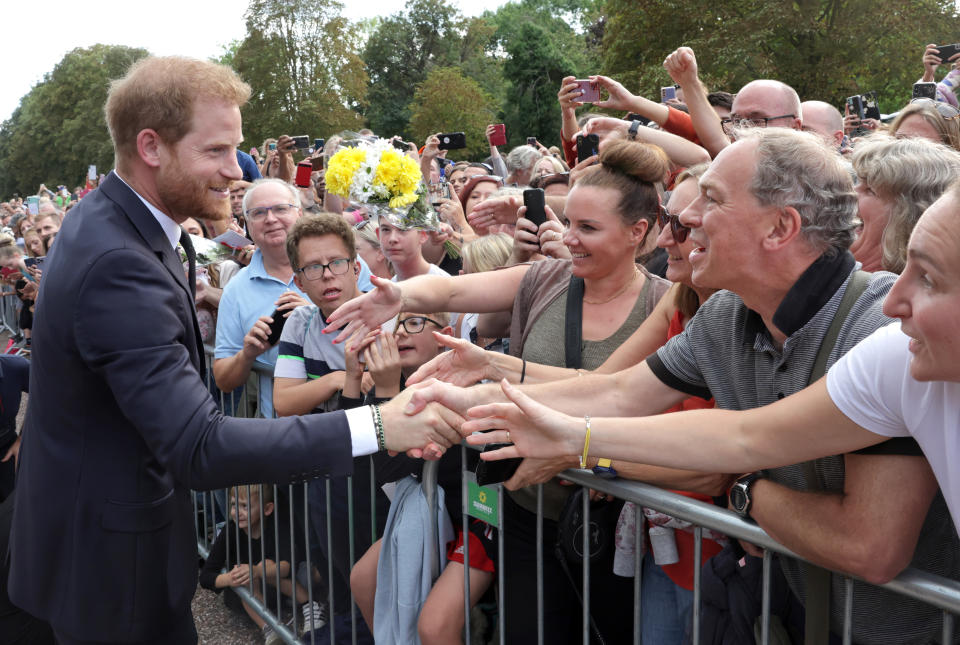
[327,140,674,643]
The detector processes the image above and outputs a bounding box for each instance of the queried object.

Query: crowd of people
[3,39,960,645]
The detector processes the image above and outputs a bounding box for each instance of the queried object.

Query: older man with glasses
[213,178,310,418]
[665,47,803,158]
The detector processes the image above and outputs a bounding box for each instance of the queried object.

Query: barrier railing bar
[633,505,641,645]
[842,576,854,645]
[246,486,254,608]
[325,479,335,644]
[537,483,544,645]
[272,484,281,640]
[287,485,297,637]
[305,481,317,645]
[761,548,772,645]
[693,526,702,645]
[558,470,960,616]
[346,474,357,645]
[461,445,472,645]
[258,488,268,629]
[422,460,440,582]
[581,487,590,645]
[498,483,506,645]
[944,611,955,643]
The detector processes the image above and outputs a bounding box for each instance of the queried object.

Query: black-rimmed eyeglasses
[727,113,796,128]
[296,258,351,280]
[396,315,443,334]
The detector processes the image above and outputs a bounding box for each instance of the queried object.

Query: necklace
[582,266,641,305]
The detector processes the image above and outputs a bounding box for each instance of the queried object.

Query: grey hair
[852,134,960,273]
[241,178,300,215]
[739,128,857,256]
[505,145,542,173]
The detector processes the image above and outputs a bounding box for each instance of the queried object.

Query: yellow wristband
[596,458,612,469]
[580,415,591,469]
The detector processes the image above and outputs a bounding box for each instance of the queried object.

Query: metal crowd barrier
[194,351,960,645]
[0,287,21,337]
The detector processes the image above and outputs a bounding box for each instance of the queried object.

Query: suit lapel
[100,172,206,369]
[99,173,192,299]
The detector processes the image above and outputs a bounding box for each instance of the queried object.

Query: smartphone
[845,95,864,120]
[913,82,937,100]
[391,139,409,150]
[428,182,452,209]
[310,156,324,171]
[861,91,881,120]
[489,124,507,147]
[523,188,546,229]
[574,79,600,103]
[266,308,287,346]
[475,445,523,486]
[576,133,600,164]
[291,135,310,149]
[437,132,466,150]
[661,86,677,103]
[526,136,538,147]
[937,43,960,62]
[314,138,324,151]
[23,257,45,270]
[268,142,277,151]
[295,162,313,188]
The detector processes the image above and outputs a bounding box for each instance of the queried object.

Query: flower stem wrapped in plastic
[324,134,439,231]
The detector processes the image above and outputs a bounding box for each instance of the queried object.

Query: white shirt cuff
[345,406,380,457]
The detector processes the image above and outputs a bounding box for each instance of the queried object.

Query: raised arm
[663,47,729,158]
[582,117,710,168]
[325,265,531,343]
[464,378,885,472]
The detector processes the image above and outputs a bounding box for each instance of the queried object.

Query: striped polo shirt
[274,305,345,413]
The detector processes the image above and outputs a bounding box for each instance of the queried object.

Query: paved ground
[192,585,263,644]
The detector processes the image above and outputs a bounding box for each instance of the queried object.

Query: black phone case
[266,308,287,346]
[475,444,523,486]
[438,133,466,150]
[523,188,546,229]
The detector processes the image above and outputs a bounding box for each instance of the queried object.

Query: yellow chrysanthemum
[325,148,367,198]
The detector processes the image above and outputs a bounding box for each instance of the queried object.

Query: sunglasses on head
[658,206,690,243]
[910,97,960,120]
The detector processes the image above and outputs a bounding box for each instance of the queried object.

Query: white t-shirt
[826,322,960,532]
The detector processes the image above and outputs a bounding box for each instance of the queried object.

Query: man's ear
[293,272,303,291]
[763,206,803,251]
[354,259,360,277]
[137,129,163,168]
[263,501,274,517]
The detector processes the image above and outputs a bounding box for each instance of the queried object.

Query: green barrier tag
[466,474,500,528]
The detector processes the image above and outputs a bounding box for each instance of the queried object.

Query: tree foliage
[0,45,148,197]
[408,67,498,158]
[600,0,960,115]
[500,22,577,148]
[232,0,368,149]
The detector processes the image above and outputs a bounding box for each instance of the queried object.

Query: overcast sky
[1,0,508,124]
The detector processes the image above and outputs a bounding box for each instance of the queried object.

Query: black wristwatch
[627,119,642,141]
[729,472,762,519]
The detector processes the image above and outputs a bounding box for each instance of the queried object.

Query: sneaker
[299,600,327,636]
[262,623,282,645]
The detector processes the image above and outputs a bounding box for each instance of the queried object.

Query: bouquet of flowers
[324,135,439,231]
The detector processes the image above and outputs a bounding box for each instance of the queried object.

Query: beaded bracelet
[372,404,386,451]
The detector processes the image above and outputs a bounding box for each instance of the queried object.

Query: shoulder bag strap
[565,275,585,369]
[802,269,870,645]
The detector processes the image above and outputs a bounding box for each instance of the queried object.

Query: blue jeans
[641,551,694,645]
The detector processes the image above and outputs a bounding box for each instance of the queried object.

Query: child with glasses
[347,311,494,645]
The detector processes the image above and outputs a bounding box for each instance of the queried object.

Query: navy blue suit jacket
[9,172,355,642]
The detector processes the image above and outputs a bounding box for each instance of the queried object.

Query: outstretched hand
[324,274,402,344]
[463,379,581,461]
[406,332,496,386]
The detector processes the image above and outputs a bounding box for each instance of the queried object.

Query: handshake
[377,377,572,466]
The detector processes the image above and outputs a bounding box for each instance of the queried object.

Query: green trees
[0,45,148,196]
[407,67,498,158]
[600,0,960,114]
[232,0,367,150]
